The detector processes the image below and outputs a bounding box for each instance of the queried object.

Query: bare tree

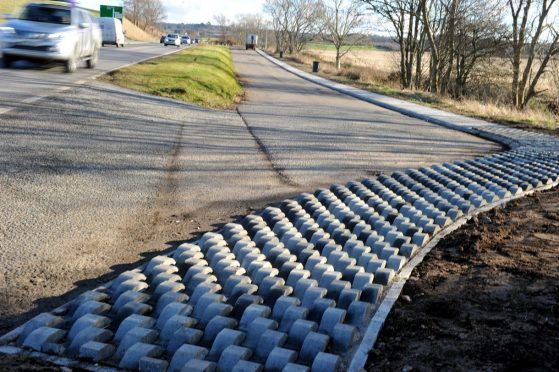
[123,0,165,32]
[321,0,368,69]
[508,0,559,109]
[213,14,230,44]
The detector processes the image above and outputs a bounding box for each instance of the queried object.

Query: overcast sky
[78,0,267,23]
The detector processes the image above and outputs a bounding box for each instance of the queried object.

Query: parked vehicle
[181,35,190,45]
[246,34,257,50]
[164,33,180,47]
[0,1,101,72]
[99,17,124,48]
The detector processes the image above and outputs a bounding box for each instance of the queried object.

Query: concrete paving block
[157,302,193,329]
[244,317,278,348]
[79,341,115,362]
[68,314,111,342]
[265,347,298,372]
[310,352,341,372]
[115,314,155,342]
[161,315,197,340]
[184,266,213,286]
[72,300,111,321]
[361,283,384,304]
[139,356,169,372]
[302,286,328,308]
[373,268,395,285]
[272,296,300,321]
[352,272,374,290]
[113,290,150,314]
[347,301,374,326]
[255,329,288,361]
[299,332,329,364]
[19,313,65,343]
[232,360,263,372]
[73,290,111,310]
[331,323,359,352]
[145,256,176,276]
[239,304,272,330]
[218,345,253,372]
[399,243,419,258]
[286,319,318,349]
[386,254,407,271]
[208,329,246,361]
[116,327,159,358]
[116,302,152,320]
[279,305,309,332]
[282,363,310,372]
[156,291,189,316]
[201,303,234,326]
[318,270,343,288]
[167,327,204,354]
[203,316,239,344]
[22,327,66,352]
[169,344,209,372]
[68,326,112,355]
[338,288,361,309]
[113,280,149,299]
[308,297,336,322]
[304,255,328,272]
[318,307,346,335]
[193,292,224,317]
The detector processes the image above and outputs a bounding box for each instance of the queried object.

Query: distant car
[181,35,190,45]
[0,2,101,72]
[194,38,199,44]
[164,34,180,47]
[99,17,124,48]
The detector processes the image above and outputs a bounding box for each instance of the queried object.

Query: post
[265,29,268,50]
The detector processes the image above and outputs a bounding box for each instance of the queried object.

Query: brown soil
[367,188,559,371]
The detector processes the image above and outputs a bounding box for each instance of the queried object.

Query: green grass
[102,46,243,109]
[305,42,375,51]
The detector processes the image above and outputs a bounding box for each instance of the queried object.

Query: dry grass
[291,46,559,130]
[122,18,158,42]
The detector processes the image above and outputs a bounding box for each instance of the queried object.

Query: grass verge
[101,46,243,109]
[277,50,559,132]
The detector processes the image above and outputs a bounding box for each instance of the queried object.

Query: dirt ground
[367,188,559,371]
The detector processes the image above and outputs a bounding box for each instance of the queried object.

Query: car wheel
[2,56,12,68]
[65,54,77,73]
[116,43,119,48]
[102,42,105,47]
[86,48,98,69]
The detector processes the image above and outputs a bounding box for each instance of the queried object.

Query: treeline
[123,0,165,34]
[263,0,558,110]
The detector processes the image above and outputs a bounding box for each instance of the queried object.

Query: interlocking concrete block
[347,301,374,326]
[239,304,272,330]
[167,327,203,354]
[22,327,66,352]
[115,314,155,342]
[302,286,328,308]
[203,316,239,344]
[115,327,158,358]
[116,301,152,320]
[208,329,246,361]
[299,332,329,364]
[113,290,150,314]
[169,344,209,372]
[110,271,147,293]
[373,268,395,285]
[161,315,197,341]
[331,323,359,352]
[118,342,163,370]
[255,329,288,361]
[19,314,65,343]
[231,360,263,372]
[265,347,298,372]
[139,356,169,372]
[386,254,407,271]
[361,283,384,304]
[72,300,111,321]
[79,341,115,362]
[156,291,189,316]
[68,314,111,342]
[201,303,234,326]
[282,363,310,372]
[310,352,341,372]
[318,307,346,335]
[145,256,176,276]
[68,326,112,355]
[245,317,278,348]
[218,345,253,372]
[157,302,193,329]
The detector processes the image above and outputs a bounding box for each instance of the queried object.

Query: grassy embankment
[102,45,243,109]
[278,46,559,130]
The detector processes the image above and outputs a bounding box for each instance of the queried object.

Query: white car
[181,35,190,45]
[0,1,101,72]
[99,17,125,48]
[164,34,181,47]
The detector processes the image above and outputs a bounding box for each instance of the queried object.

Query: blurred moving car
[0,1,101,72]
[163,34,180,47]
[99,17,124,48]
[181,35,190,45]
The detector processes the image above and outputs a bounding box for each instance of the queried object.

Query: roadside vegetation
[101,45,243,109]
[260,0,559,131]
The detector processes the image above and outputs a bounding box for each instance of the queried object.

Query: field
[101,45,243,109]
[297,45,559,130]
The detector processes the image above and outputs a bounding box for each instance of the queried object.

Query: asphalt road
[0,47,500,331]
[0,42,184,115]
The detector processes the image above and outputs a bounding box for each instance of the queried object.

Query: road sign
[100,5,123,21]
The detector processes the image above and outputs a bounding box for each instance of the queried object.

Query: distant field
[0,0,26,20]
[102,45,243,109]
[305,42,375,51]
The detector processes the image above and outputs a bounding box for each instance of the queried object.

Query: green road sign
[100,5,123,21]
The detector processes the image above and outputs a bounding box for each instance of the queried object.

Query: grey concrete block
[78,341,115,362]
[167,327,203,354]
[310,352,340,372]
[264,347,298,372]
[156,291,189,316]
[22,326,66,352]
[161,315,197,341]
[208,329,246,361]
[139,357,169,372]
[115,327,158,358]
[330,323,359,352]
[361,283,383,304]
[286,319,318,349]
[299,332,329,364]
[255,329,288,361]
[67,314,111,342]
[157,302,193,329]
[113,290,150,314]
[72,300,111,321]
[218,345,253,372]
[169,344,209,372]
[245,317,278,348]
[386,254,407,271]
[232,360,264,372]
[68,326,112,355]
[272,296,300,321]
[203,316,239,344]
[318,307,346,335]
[115,314,155,342]
[19,313,65,342]
[347,301,374,326]
[239,304,272,330]
[373,268,395,285]
[119,343,164,370]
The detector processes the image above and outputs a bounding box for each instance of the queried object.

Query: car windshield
[19,5,71,25]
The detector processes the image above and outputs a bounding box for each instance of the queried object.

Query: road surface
[0,47,500,331]
[0,42,183,115]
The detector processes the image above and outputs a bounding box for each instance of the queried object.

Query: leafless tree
[508,0,559,109]
[213,14,230,44]
[321,0,368,69]
[123,0,165,32]
[232,13,267,46]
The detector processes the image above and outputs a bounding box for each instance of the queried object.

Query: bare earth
[367,188,559,371]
